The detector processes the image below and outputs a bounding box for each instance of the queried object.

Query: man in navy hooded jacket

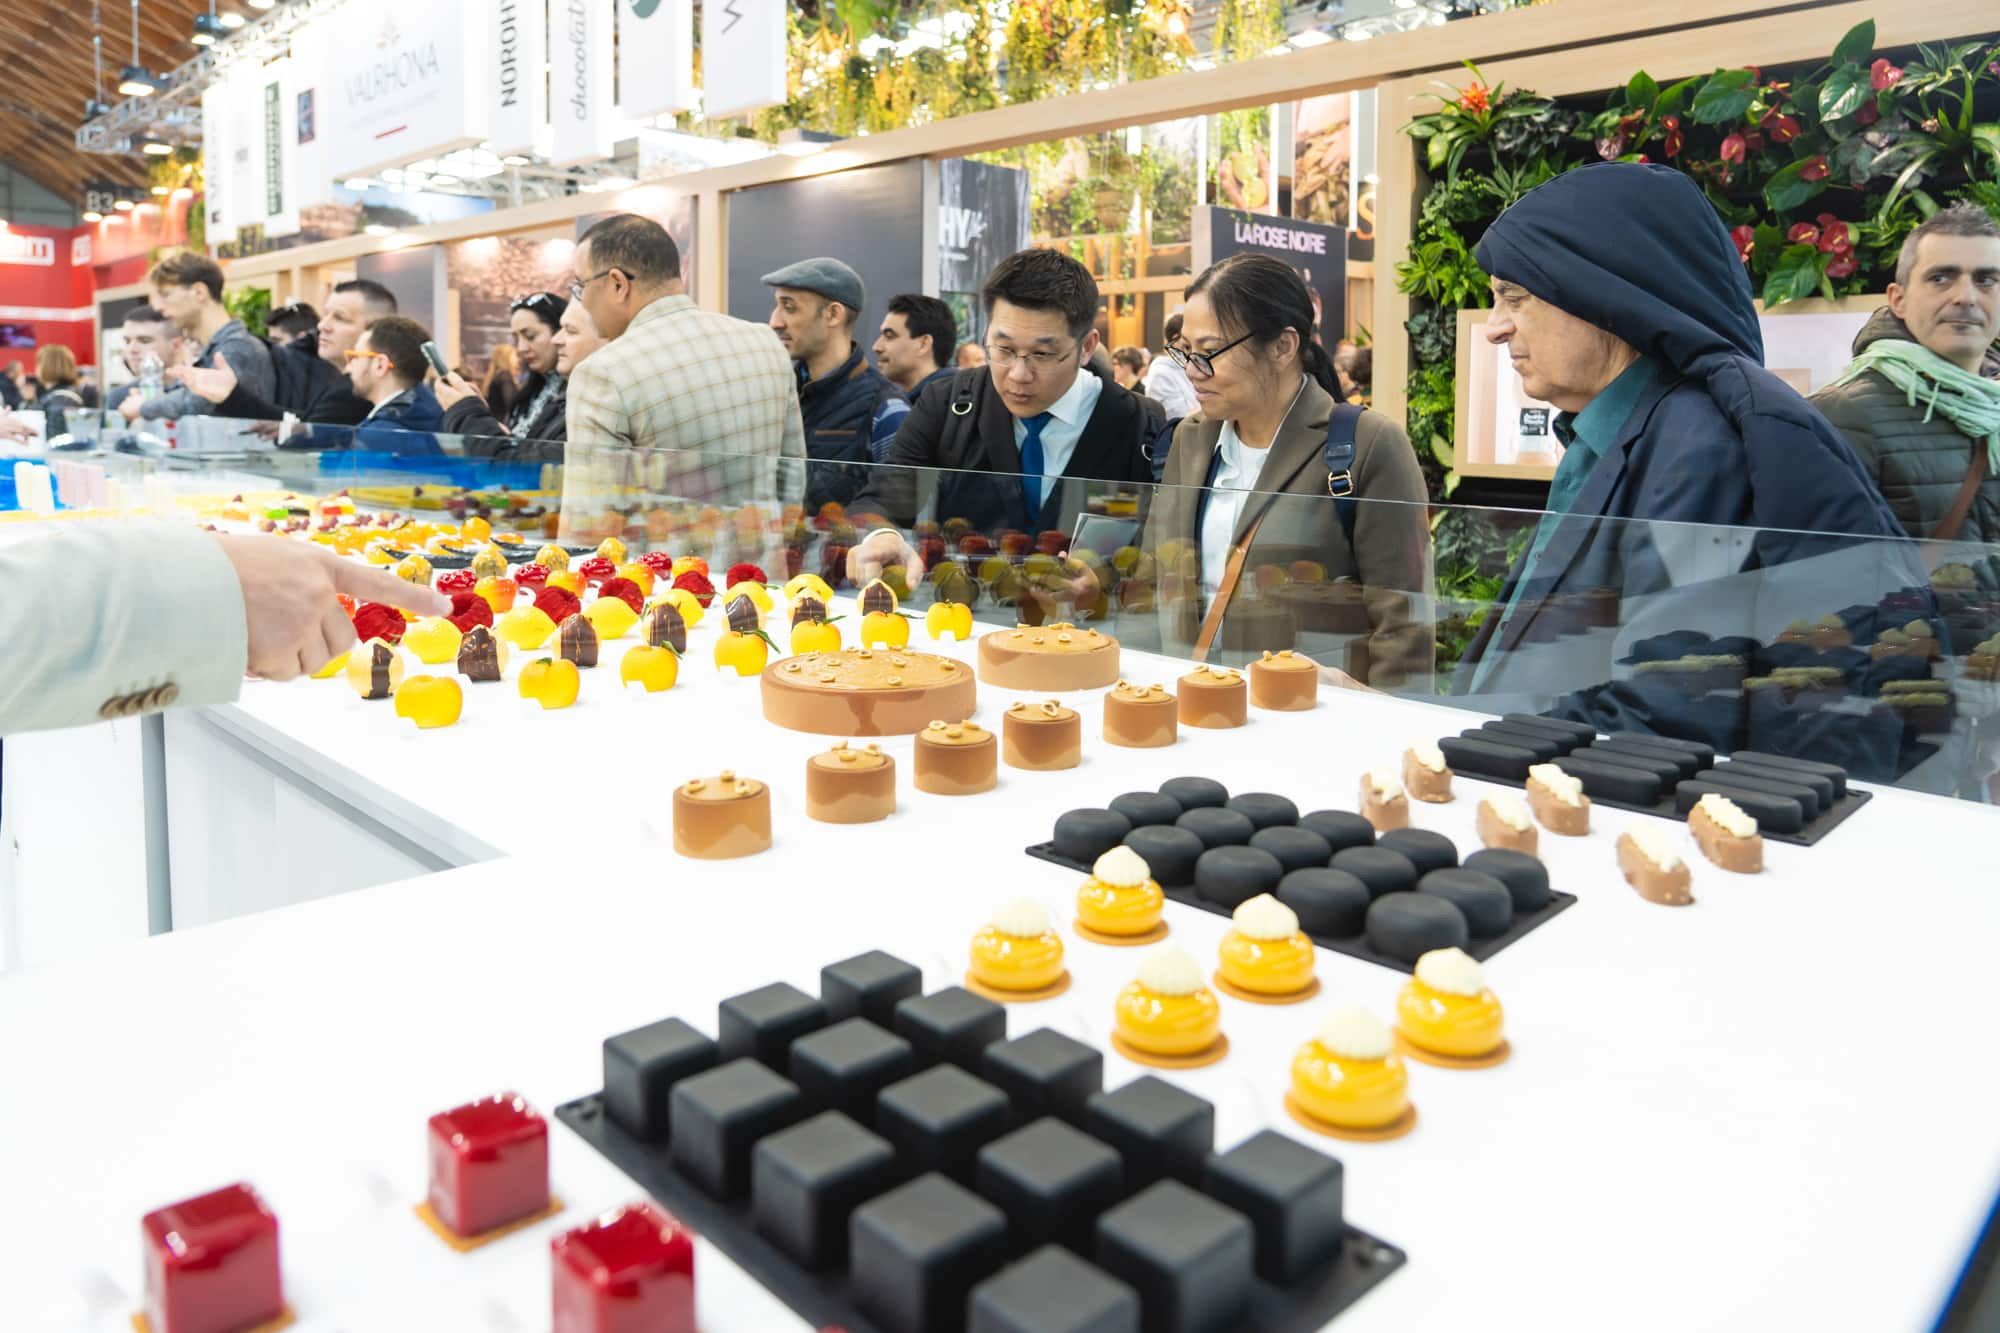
[1455,165,1919,734]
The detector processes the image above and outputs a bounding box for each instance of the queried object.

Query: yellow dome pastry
[404,616,464,666]
[1216,895,1316,999]
[1289,1007,1411,1133]
[496,606,558,651]
[582,596,639,641]
[1114,945,1223,1061]
[1395,947,1505,1061]
[968,899,1067,997]
[393,674,464,730]
[345,639,404,700]
[535,544,570,573]
[1075,846,1165,941]
[470,546,509,580]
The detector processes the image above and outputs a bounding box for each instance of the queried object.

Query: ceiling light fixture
[151,185,170,196]
[118,0,157,95]
[501,155,530,166]
[246,0,274,9]
[191,14,220,45]
[83,210,104,222]
[217,10,245,29]
[114,198,135,211]
[142,139,174,155]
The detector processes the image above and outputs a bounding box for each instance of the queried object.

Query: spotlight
[114,198,135,211]
[192,14,220,45]
[246,0,274,8]
[142,140,174,155]
[217,11,245,29]
[501,155,530,166]
[83,210,104,222]
[117,66,160,96]
[151,185,170,196]
[84,98,113,118]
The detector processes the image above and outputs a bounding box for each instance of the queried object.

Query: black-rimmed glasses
[1167,330,1256,377]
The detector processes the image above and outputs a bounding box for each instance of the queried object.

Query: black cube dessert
[1202,1129,1344,1283]
[1365,892,1470,963]
[894,987,1008,1071]
[1248,825,1334,873]
[970,1245,1142,1333]
[851,1172,1010,1333]
[1122,826,1205,887]
[1109,791,1183,829]
[876,1065,1013,1182]
[718,981,829,1071]
[752,1109,898,1269]
[1083,1076,1214,1191]
[1375,828,1458,878]
[789,1018,917,1121]
[1094,1179,1254,1333]
[1054,809,1134,864]
[976,1116,1126,1255]
[1193,845,1286,910]
[602,1016,719,1142]
[670,1057,807,1198]
[1298,810,1375,853]
[982,1028,1104,1126]
[1175,807,1257,850]
[1224,792,1300,830]
[1158,776,1227,811]
[1418,868,1513,937]
[821,950,924,1027]
[1276,867,1372,937]
[1461,848,1551,913]
[1330,846,1419,900]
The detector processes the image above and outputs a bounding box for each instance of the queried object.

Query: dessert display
[475,575,518,615]
[420,1092,558,1247]
[1476,793,1539,854]
[456,625,508,682]
[966,898,1070,1001]
[350,600,408,645]
[1395,947,1508,1066]
[1331,845,1418,898]
[1248,649,1317,710]
[1401,741,1454,803]
[1214,894,1318,1002]
[403,616,463,666]
[1617,825,1694,906]
[1002,699,1082,770]
[1276,868,1371,938]
[1416,868,1512,937]
[1228,792,1301,829]
[1178,805,1256,849]
[914,719,998,795]
[1052,807,1135,863]
[597,536,629,564]
[1110,791,1185,829]
[395,553,433,585]
[549,1200,696,1333]
[641,601,689,653]
[1365,892,1471,962]
[617,562,656,596]
[805,741,896,824]
[1526,763,1591,835]
[557,613,600,669]
[1250,825,1334,873]
[345,638,404,700]
[1870,620,1941,661]
[536,584,584,625]
[762,649,977,736]
[470,545,509,580]
[393,675,463,730]
[535,543,570,572]
[1377,828,1457,877]
[1463,848,1552,913]
[976,622,1120,691]
[1195,845,1286,909]
[1074,845,1167,944]
[141,1183,287,1333]
[925,600,973,641]
[496,606,557,651]
[1112,944,1226,1066]
[1287,1006,1415,1139]
[1358,767,1410,833]
[714,620,775,676]
[861,608,911,649]
[789,611,842,655]
[518,656,581,710]
[1689,792,1763,873]
[1176,664,1247,729]
[620,645,681,693]
[582,594,639,641]
[663,586,707,626]
[1101,679,1179,748]
[673,770,773,859]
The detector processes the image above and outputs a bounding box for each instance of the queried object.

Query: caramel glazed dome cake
[762,646,977,735]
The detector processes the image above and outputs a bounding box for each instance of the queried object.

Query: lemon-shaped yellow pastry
[785,573,835,606]
[393,675,463,729]
[662,587,706,628]
[1395,948,1505,1059]
[1076,846,1164,937]
[403,616,464,666]
[462,516,492,543]
[597,536,628,564]
[617,561,656,596]
[1217,894,1316,997]
[394,553,433,585]
[969,900,1065,992]
[344,639,405,700]
[1114,946,1221,1057]
[470,546,509,580]
[583,596,639,641]
[496,606,558,651]
[535,544,570,573]
[1291,1008,1410,1130]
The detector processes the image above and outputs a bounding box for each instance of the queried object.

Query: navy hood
[1476,162,1764,368]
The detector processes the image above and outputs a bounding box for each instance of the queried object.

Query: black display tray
[1442,726,1872,847]
[1026,841,1577,974]
[555,1092,1407,1333]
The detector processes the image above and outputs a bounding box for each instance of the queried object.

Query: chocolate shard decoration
[642,602,687,653]
[791,594,827,627]
[726,592,761,635]
[456,625,504,682]
[364,641,396,699]
[558,613,600,668]
[860,578,897,616]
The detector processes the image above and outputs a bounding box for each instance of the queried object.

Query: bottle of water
[137,352,163,404]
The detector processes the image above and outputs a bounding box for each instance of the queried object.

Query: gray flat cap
[761,257,865,313]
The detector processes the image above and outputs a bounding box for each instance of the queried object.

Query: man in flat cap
[765,257,907,514]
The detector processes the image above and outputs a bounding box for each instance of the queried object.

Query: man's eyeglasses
[341,348,382,363]
[984,342,1078,373]
[1167,331,1255,378]
[566,269,621,302]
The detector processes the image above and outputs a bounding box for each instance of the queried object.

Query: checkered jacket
[562,294,806,535]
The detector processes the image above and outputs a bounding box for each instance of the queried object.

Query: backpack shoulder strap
[940,367,984,458]
[1323,403,1366,542]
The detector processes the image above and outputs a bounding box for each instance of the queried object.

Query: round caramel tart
[805,742,897,825]
[672,770,772,860]
[977,622,1120,691]
[762,647,976,735]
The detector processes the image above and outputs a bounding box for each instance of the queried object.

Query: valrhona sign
[321,0,490,180]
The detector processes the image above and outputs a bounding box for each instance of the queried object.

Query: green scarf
[1829,337,2000,469]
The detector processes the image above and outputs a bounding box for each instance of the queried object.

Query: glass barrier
[8,418,1997,806]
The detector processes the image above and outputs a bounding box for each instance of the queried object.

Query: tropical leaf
[1625,71,1658,109]
[1763,159,1828,212]
[1691,69,1757,125]
[1832,19,1876,68]
[1818,66,1870,123]
[1655,76,1701,120]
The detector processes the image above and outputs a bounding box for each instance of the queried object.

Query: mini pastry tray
[558,968,1406,1333]
[1439,717,1871,847]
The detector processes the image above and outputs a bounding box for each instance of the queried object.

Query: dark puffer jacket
[1809,308,2000,544]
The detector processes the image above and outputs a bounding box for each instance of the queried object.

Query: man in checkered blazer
[561,213,806,540]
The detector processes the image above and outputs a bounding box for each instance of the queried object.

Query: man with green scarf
[1812,203,2000,547]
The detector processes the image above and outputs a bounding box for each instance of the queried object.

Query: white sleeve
[0,521,247,737]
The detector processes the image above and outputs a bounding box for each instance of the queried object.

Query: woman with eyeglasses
[1141,253,1432,689]
[437,299,610,463]
[435,290,572,455]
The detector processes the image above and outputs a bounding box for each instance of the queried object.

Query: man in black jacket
[764,257,905,514]
[179,280,390,442]
[848,248,1156,542]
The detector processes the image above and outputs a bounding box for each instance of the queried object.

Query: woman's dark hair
[1183,253,1339,398]
[509,291,566,333]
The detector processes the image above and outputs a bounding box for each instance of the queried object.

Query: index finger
[327,555,452,617]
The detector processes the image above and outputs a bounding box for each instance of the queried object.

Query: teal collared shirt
[1469,357,1660,692]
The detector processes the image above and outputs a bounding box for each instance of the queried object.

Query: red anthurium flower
[1817,221,1852,254]
[1663,115,1683,158]
[1744,131,1766,152]
[1788,222,1821,246]
[1770,115,1801,143]
[1856,101,1880,127]
[1800,156,1830,182]
[1826,254,1858,279]
[1730,225,1755,263]
[1720,132,1747,163]
[1870,58,1903,91]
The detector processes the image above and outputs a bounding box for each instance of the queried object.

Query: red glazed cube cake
[551,1201,696,1333]
[142,1182,284,1333]
[427,1092,551,1237]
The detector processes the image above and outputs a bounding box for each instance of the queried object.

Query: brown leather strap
[1192,510,1270,662]
[1932,445,1990,545]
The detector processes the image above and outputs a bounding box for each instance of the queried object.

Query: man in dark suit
[847,249,1156,551]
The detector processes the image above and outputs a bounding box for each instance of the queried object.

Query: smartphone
[420,340,450,379]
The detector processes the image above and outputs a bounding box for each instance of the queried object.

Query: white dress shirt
[1016,368,1103,510]
[1198,375,1308,604]
[1143,358,1200,418]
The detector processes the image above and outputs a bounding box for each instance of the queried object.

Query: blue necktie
[1019,411,1052,521]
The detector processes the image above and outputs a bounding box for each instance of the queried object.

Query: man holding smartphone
[342,316,444,452]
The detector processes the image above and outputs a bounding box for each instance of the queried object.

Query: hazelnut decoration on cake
[761,647,975,736]
[977,622,1120,690]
